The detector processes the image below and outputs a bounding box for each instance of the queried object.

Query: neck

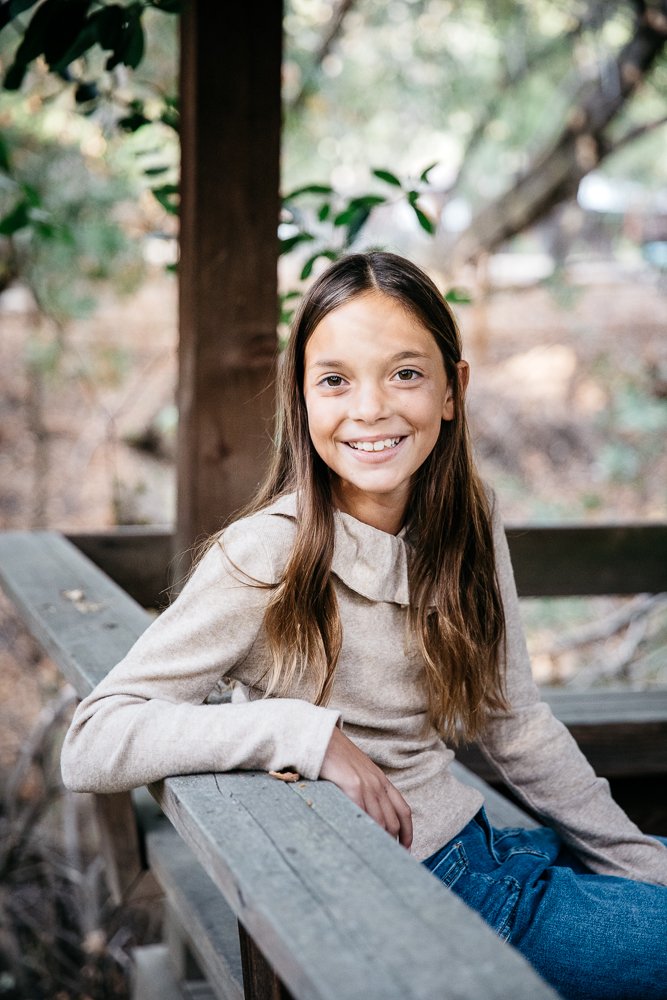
[331,481,406,535]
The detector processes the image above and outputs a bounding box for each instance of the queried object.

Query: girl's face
[303,290,465,533]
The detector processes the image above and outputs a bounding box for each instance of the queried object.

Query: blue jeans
[423,809,667,999]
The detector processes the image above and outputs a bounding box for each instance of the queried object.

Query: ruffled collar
[262,493,410,606]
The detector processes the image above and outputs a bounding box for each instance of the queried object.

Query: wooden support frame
[177,3,283,561]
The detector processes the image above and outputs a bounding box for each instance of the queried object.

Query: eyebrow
[308,351,432,370]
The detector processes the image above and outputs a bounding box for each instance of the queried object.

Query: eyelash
[317,369,422,389]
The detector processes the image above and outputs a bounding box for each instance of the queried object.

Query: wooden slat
[0,531,556,1000]
[66,527,173,609]
[147,825,244,1000]
[458,688,667,781]
[506,522,667,596]
[65,523,667,604]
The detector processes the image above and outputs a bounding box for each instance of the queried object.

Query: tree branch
[448,0,667,264]
[288,0,357,113]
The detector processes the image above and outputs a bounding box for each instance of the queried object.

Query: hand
[320,725,413,850]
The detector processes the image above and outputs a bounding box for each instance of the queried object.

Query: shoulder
[216,493,298,583]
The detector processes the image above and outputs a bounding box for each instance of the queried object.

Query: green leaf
[3,60,27,90]
[278,232,315,255]
[317,202,331,222]
[0,200,30,235]
[334,195,385,227]
[444,287,472,304]
[372,168,402,187]
[143,165,170,177]
[96,6,124,50]
[300,249,339,280]
[283,183,333,200]
[51,11,101,71]
[411,202,435,234]
[124,15,144,68]
[419,161,439,183]
[152,183,179,215]
[0,135,11,173]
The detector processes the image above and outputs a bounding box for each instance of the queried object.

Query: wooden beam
[506,523,667,596]
[177,3,283,563]
[66,523,667,606]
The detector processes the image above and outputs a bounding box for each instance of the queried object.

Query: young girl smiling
[62,251,667,999]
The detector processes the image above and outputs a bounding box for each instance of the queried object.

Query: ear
[442,361,470,421]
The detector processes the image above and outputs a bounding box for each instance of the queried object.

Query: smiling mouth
[346,437,403,452]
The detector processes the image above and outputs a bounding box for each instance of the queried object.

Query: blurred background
[0,2,665,995]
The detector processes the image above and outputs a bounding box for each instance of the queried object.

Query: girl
[62,251,667,999]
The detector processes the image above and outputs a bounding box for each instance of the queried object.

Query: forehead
[304,291,441,365]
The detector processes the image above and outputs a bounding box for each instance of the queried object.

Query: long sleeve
[476,497,667,886]
[61,515,341,793]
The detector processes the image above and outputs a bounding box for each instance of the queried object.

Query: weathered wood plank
[65,524,667,605]
[177,4,282,558]
[153,772,556,1000]
[0,531,149,692]
[66,527,173,609]
[0,531,557,999]
[506,522,667,596]
[147,825,244,1000]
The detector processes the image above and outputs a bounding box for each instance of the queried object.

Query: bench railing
[0,530,558,1000]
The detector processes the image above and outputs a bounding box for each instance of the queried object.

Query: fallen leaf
[268,770,300,782]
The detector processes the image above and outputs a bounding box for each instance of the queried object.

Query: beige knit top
[61,493,667,883]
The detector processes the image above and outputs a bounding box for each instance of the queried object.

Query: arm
[476,496,667,886]
[61,517,341,793]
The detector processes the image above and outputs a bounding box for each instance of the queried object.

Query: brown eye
[396,369,419,381]
[323,375,343,387]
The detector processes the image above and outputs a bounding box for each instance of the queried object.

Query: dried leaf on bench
[268,770,300,782]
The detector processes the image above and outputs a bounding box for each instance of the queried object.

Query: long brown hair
[244,251,507,743]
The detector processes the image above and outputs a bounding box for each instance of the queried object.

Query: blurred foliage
[0,0,666,325]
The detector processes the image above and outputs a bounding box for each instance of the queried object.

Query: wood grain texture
[151,772,557,1000]
[177,4,282,558]
[238,923,294,1000]
[94,792,145,904]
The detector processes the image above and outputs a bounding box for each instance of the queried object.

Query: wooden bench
[0,530,557,999]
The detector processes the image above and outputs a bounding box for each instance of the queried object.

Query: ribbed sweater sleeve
[477,497,667,886]
[60,516,341,793]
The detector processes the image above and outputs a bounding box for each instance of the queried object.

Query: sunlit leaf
[372,168,402,187]
[444,287,472,304]
[411,203,435,234]
[283,183,333,200]
[300,249,339,279]
[279,232,314,254]
[419,161,438,183]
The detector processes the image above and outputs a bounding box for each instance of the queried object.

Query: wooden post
[177,3,283,563]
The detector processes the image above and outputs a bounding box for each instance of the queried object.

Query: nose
[348,380,391,423]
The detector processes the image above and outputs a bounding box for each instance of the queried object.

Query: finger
[386,783,413,849]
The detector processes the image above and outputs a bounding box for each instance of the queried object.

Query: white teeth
[348,438,400,452]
